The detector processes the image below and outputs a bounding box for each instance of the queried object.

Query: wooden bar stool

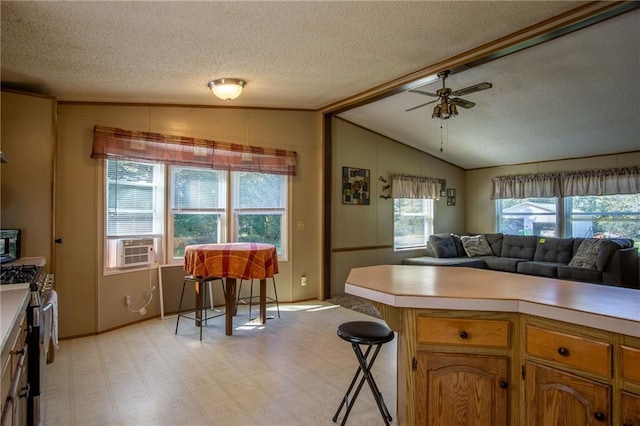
[332,321,394,425]
[175,275,225,340]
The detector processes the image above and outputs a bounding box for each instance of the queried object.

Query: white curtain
[562,167,640,196]
[491,166,640,199]
[491,173,561,199]
[392,174,440,199]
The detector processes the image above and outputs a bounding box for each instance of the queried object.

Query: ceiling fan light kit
[208,78,246,100]
[408,69,491,119]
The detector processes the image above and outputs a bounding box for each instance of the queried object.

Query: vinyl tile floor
[44,301,397,425]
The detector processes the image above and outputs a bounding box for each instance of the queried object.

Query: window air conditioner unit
[117,239,154,267]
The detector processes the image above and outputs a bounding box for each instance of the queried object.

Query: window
[496,194,640,243]
[565,194,640,243]
[394,198,433,250]
[169,167,226,259]
[105,160,164,268]
[496,197,559,236]
[232,172,287,257]
[104,161,290,269]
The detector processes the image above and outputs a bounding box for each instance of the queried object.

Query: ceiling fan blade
[409,89,439,98]
[451,98,476,109]
[451,82,492,97]
[405,99,438,112]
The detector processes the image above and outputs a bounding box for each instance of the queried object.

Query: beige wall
[465,151,640,232]
[1,92,55,267]
[55,104,321,337]
[330,118,466,296]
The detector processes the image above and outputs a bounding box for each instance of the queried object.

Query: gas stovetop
[0,264,40,284]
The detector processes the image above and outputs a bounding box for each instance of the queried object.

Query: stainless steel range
[1,263,54,426]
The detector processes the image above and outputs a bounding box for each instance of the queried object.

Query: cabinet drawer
[417,317,510,348]
[621,346,640,384]
[526,325,611,376]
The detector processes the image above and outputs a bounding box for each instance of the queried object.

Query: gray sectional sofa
[402,233,639,289]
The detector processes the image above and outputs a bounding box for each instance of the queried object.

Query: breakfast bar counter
[345,265,640,424]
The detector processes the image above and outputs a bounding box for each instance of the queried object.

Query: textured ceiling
[2,1,638,169]
[339,8,640,169]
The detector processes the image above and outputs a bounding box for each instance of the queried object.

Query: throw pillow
[451,234,466,257]
[568,239,602,269]
[428,235,457,258]
[460,235,493,257]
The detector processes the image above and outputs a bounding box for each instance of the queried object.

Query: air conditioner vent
[117,239,154,267]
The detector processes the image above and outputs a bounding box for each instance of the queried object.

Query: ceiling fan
[406,70,492,119]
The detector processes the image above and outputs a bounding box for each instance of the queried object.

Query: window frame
[496,194,640,242]
[230,171,289,261]
[104,161,291,272]
[167,166,228,263]
[393,198,434,251]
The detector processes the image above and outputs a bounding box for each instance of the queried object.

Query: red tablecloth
[184,242,279,280]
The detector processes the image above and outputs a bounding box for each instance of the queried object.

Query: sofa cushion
[428,234,459,258]
[557,265,603,283]
[461,235,494,257]
[517,261,564,278]
[484,233,504,256]
[569,239,602,269]
[425,233,452,257]
[596,239,634,271]
[484,257,526,273]
[533,237,574,264]
[500,235,537,260]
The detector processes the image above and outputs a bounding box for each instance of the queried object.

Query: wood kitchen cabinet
[1,308,28,426]
[621,392,640,426]
[524,361,610,425]
[414,315,512,425]
[415,352,509,425]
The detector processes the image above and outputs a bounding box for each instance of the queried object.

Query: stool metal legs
[235,277,280,319]
[175,276,224,341]
[333,342,392,426]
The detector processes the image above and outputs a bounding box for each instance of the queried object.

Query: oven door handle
[41,302,54,360]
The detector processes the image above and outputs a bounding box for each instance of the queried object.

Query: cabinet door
[525,361,610,425]
[415,352,509,425]
[621,392,640,426]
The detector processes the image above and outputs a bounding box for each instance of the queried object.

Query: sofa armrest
[602,247,639,289]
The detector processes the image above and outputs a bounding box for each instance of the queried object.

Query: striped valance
[91,125,297,176]
[491,166,640,199]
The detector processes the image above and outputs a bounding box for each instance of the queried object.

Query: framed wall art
[342,166,370,205]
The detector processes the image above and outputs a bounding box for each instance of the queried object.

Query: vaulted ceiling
[2,1,638,169]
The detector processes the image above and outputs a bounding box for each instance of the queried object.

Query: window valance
[91,125,297,176]
[491,166,640,199]
[392,174,440,199]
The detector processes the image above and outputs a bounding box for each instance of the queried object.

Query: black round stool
[332,321,395,425]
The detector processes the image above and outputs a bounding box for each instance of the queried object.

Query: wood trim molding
[332,245,394,253]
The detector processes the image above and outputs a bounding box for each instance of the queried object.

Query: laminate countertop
[345,265,640,337]
[0,284,30,352]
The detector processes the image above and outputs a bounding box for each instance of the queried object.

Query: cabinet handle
[557,347,570,356]
[459,331,469,339]
[499,381,508,389]
[593,412,606,422]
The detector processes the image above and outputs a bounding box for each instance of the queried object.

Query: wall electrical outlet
[125,295,131,306]
[301,276,307,286]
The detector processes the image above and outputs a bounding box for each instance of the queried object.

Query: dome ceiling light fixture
[208,78,246,100]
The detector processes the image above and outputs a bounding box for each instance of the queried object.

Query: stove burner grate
[0,264,40,284]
